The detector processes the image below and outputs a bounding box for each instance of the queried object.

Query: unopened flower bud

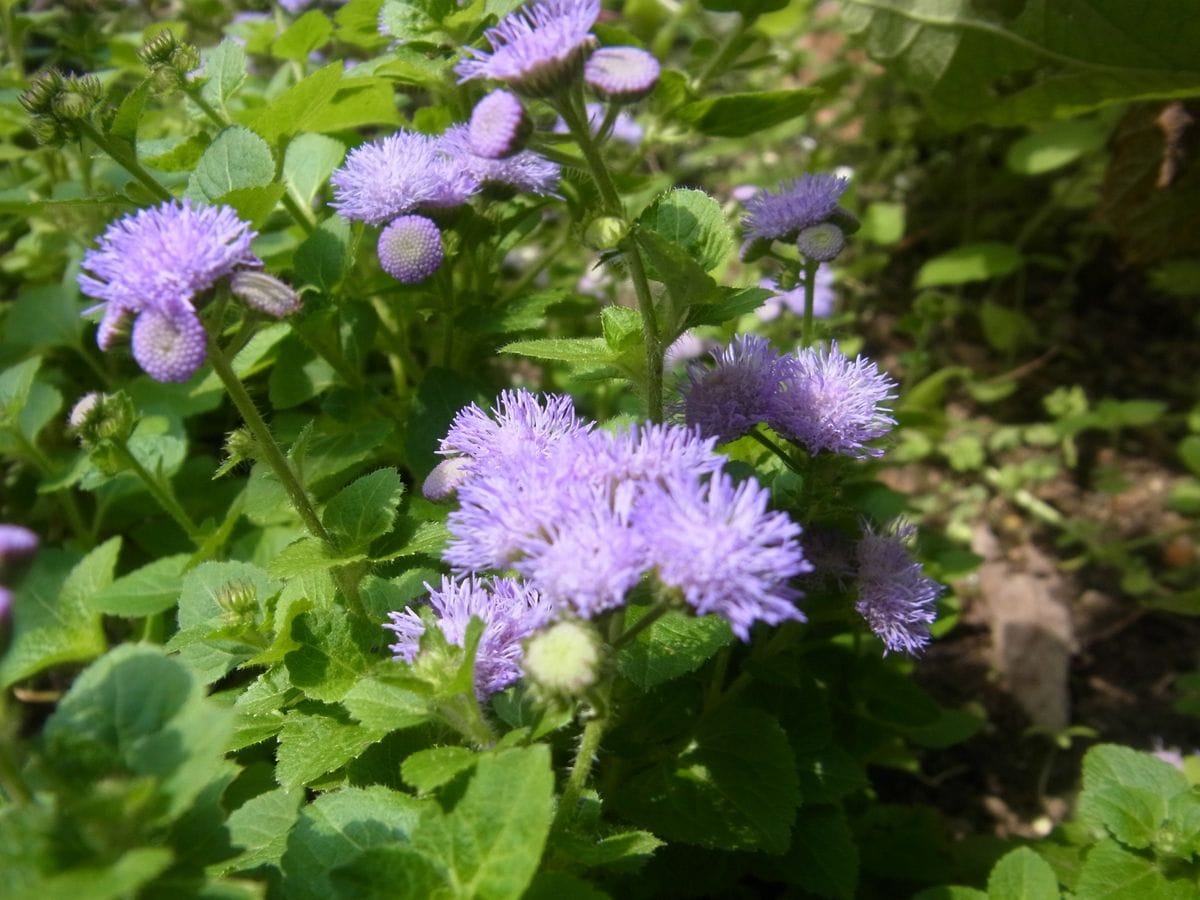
[19,70,63,116]
[585,46,660,103]
[231,270,301,318]
[378,215,444,284]
[422,456,471,502]
[469,90,531,159]
[69,391,135,448]
[584,215,626,251]
[139,31,183,68]
[216,580,258,619]
[215,427,259,478]
[522,620,603,697]
[0,524,39,566]
[796,223,845,262]
[827,206,860,236]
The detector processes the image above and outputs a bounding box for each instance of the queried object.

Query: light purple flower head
[757,268,835,322]
[330,131,478,225]
[680,335,784,444]
[456,0,600,96]
[664,330,709,369]
[635,472,810,640]
[585,46,660,102]
[440,388,590,473]
[469,90,530,159]
[579,423,725,507]
[378,215,444,283]
[385,574,553,698]
[743,173,848,243]
[0,525,38,564]
[78,200,257,382]
[439,125,561,196]
[770,341,897,458]
[854,521,941,655]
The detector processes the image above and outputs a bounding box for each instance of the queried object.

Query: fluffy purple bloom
[439,125,561,196]
[585,46,660,102]
[441,389,590,473]
[770,341,897,458]
[579,423,725,510]
[664,330,709,369]
[469,90,530,158]
[456,0,600,96]
[330,131,477,225]
[635,472,810,640]
[378,215,444,283]
[385,575,552,698]
[855,522,941,655]
[680,335,784,443]
[0,525,38,564]
[78,200,256,382]
[743,173,848,243]
[757,268,835,322]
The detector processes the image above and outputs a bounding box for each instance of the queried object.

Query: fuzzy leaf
[186,126,276,204]
[322,468,405,553]
[987,847,1060,900]
[90,553,190,617]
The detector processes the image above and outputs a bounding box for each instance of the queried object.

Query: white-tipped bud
[422,456,471,502]
[231,270,302,317]
[522,620,603,697]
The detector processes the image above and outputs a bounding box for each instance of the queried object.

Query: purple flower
[78,200,256,382]
[330,131,477,225]
[0,586,10,621]
[385,574,552,697]
[680,335,784,443]
[635,472,810,640]
[664,330,709,369]
[854,522,941,655]
[0,524,38,564]
[440,388,590,473]
[743,173,848,243]
[585,46,660,102]
[378,215,444,284]
[770,341,897,458]
[439,125,560,196]
[757,268,835,322]
[469,90,530,159]
[456,0,600,96]
[579,423,725,509]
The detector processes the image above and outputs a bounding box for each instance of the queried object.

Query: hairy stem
[108,442,203,545]
[76,119,173,202]
[801,259,819,348]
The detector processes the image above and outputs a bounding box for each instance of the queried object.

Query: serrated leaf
[241,64,343,144]
[987,847,1060,900]
[284,606,375,702]
[411,746,554,900]
[502,337,613,363]
[280,786,425,900]
[1075,839,1192,900]
[0,542,112,687]
[275,709,388,789]
[401,746,479,793]
[223,788,304,874]
[295,214,351,293]
[915,242,1023,288]
[200,40,248,110]
[772,806,859,899]
[90,552,189,617]
[617,609,733,689]
[677,89,820,136]
[284,133,346,204]
[217,183,286,229]
[1078,744,1189,849]
[552,829,664,868]
[322,468,405,552]
[638,188,734,273]
[343,676,432,733]
[172,561,279,684]
[273,10,334,61]
[186,126,276,204]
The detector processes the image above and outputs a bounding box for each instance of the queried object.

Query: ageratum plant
[5,0,1195,898]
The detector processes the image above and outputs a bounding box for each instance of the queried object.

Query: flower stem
[749,429,803,476]
[801,259,819,348]
[76,119,173,203]
[611,601,671,650]
[557,91,664,422]
[108,442,203,545]
[556,712,606,826]
[207,340,367,618]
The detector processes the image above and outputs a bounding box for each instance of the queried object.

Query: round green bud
[522,620,603,697]
[584,216,626,251]
[796,223,846,262]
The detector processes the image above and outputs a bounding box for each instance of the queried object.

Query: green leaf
[199,40,248,110]
[987,847,1060,900]
[1006,119,1108,175]
[1078,745,1189,848]
[617,609,733,689]
[699,0,788,19]
[613,707,799,853]
[978,300,1034,354]
[223,787,304,874]
[172,561,279,684]
[6,285,84,352]
[552,829,664,869]
[841,0,1200,128]
[502,337,613,364]
[342,675,432,733]
[142,133,211,173]
[109,80,151,146]
[273,10,334,61]
[241,64,343,144]
[311,77,404,133]
[411,746,554,900]
[686,285,771,327]
[1074,839,1192,900]
[13,848,175,900]
[294,215,351,293]
[216,183,286,228]
[284,606,376,702]
[677,89,820,136]
[275,709,389,789]
[328,845,449,899]
[915,242,1023,288]
[322,468,405,553]
[401,746,479,793]
[284,133,346,204]
[281,786,425,900]
[0,356,40,423]
[772,806,859,899]
[90,552,189,617]
[1179,435,1200,478]
[186,126,276,204]
[637,188,734,273]
[0,542,112,687]
[43,644,231,820]
[859,201,906,245]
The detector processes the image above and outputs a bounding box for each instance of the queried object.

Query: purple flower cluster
[854,522,942,655]
[681,337,897,458]
[330,125,560,283]
[743,173,848,244]
[78,200,262,382]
